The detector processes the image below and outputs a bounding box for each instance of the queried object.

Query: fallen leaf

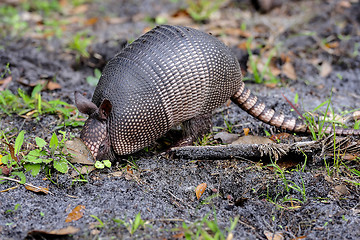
[243,128,250,136]
[232,135,273,145]
[172,232,185,239]
[282,61,297,80]
[270,133,292,142]
[325,41,339,49]
[110,171,124,177]
[27,226,80,237]
[126,165,133,174]
[264,230,284,240]
[25,185,49,194]
[46,81,61,90]
[85,17,98,26]
[195,183,207,200]
[342,153,359,160]
[320,61,332,78]
[0,76,12,91]
[334,185,350,196]
[65,205,85,223]
[64,138,94,165]
[71,4,88,14]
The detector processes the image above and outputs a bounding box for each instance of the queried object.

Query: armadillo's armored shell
[91,25,242,155]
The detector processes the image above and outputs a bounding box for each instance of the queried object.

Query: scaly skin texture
[75,25,360,160]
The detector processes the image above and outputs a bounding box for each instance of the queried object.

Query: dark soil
[1,0,360,239]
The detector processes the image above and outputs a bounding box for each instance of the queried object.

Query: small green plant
[223,118,233,133]
[302,98,333,141]
[173,211,239,240]
[1,63,11,78]
[94,160,111,169]
[86,68,102,86]
[90,215,105,228]
[0,6,28,37]
[186,0,223,22]
[245,37,280,84]
[22,0,61,16]
[68,32,94,59]
[5,204,21,214]
[267,160,307,205]
[195,133,215,146]
[113,213,150,235]
[1,130,76,181]
[0,87,84,127]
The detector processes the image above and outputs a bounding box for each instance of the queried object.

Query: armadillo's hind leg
[176,113,213,147]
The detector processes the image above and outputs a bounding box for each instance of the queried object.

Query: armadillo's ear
[74,91,98,115]
[98,99,112,120]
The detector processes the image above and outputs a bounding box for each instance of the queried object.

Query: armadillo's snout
[80,118,108,159]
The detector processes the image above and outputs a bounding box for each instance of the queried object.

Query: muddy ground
[1,0,360,239]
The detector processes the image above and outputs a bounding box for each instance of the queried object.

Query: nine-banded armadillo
[75,25,359,161]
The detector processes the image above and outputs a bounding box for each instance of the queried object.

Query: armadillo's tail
[231,82,360,136]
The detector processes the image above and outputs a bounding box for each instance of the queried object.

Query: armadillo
[75,25,359,160]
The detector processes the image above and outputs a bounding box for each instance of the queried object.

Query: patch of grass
[68,32,94,60]
[266,160,307,207]
[90,215,105,228]
[186,0,223,22]
[0,5,28,37]
[1,63,11,78]
[0,87,84,127]
[0,130,82,183]
[22,0,61,16]
[244,37,280,84]
[86,68,102,86]
[113,213,151,235]
[172,210,238,240]
[195,133,215,146]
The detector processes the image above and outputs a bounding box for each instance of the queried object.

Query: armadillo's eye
[99,143,105,152]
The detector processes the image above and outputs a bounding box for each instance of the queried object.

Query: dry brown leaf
[224,28,251,38]
[46,81,61,90]
[320,61,332,78]
[196,183,207,200]
[172,232,185,239]
[49,226,80,235]
[264,230,284,240]
[25,185,49,194]
[0,76,12,91]
[334,185,350,196]
[71,4,88,14]
[270,133,292,142]
[232,135,273,145]
[104,16,127,24]
[325,41,339,49]
[338,0,351,8]
[64,138,94,165]
[126,165,133,174]
[282,61,297,80]
[264,82,277,88]
[85,17,98,26]
[243,128,250,136]
[27,226,80,237]
[65,205,85,223]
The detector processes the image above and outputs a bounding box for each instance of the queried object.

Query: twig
[0,176,53,195]
[168,190,194,209]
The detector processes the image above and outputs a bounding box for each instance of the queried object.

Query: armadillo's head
[74,91,115,161]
